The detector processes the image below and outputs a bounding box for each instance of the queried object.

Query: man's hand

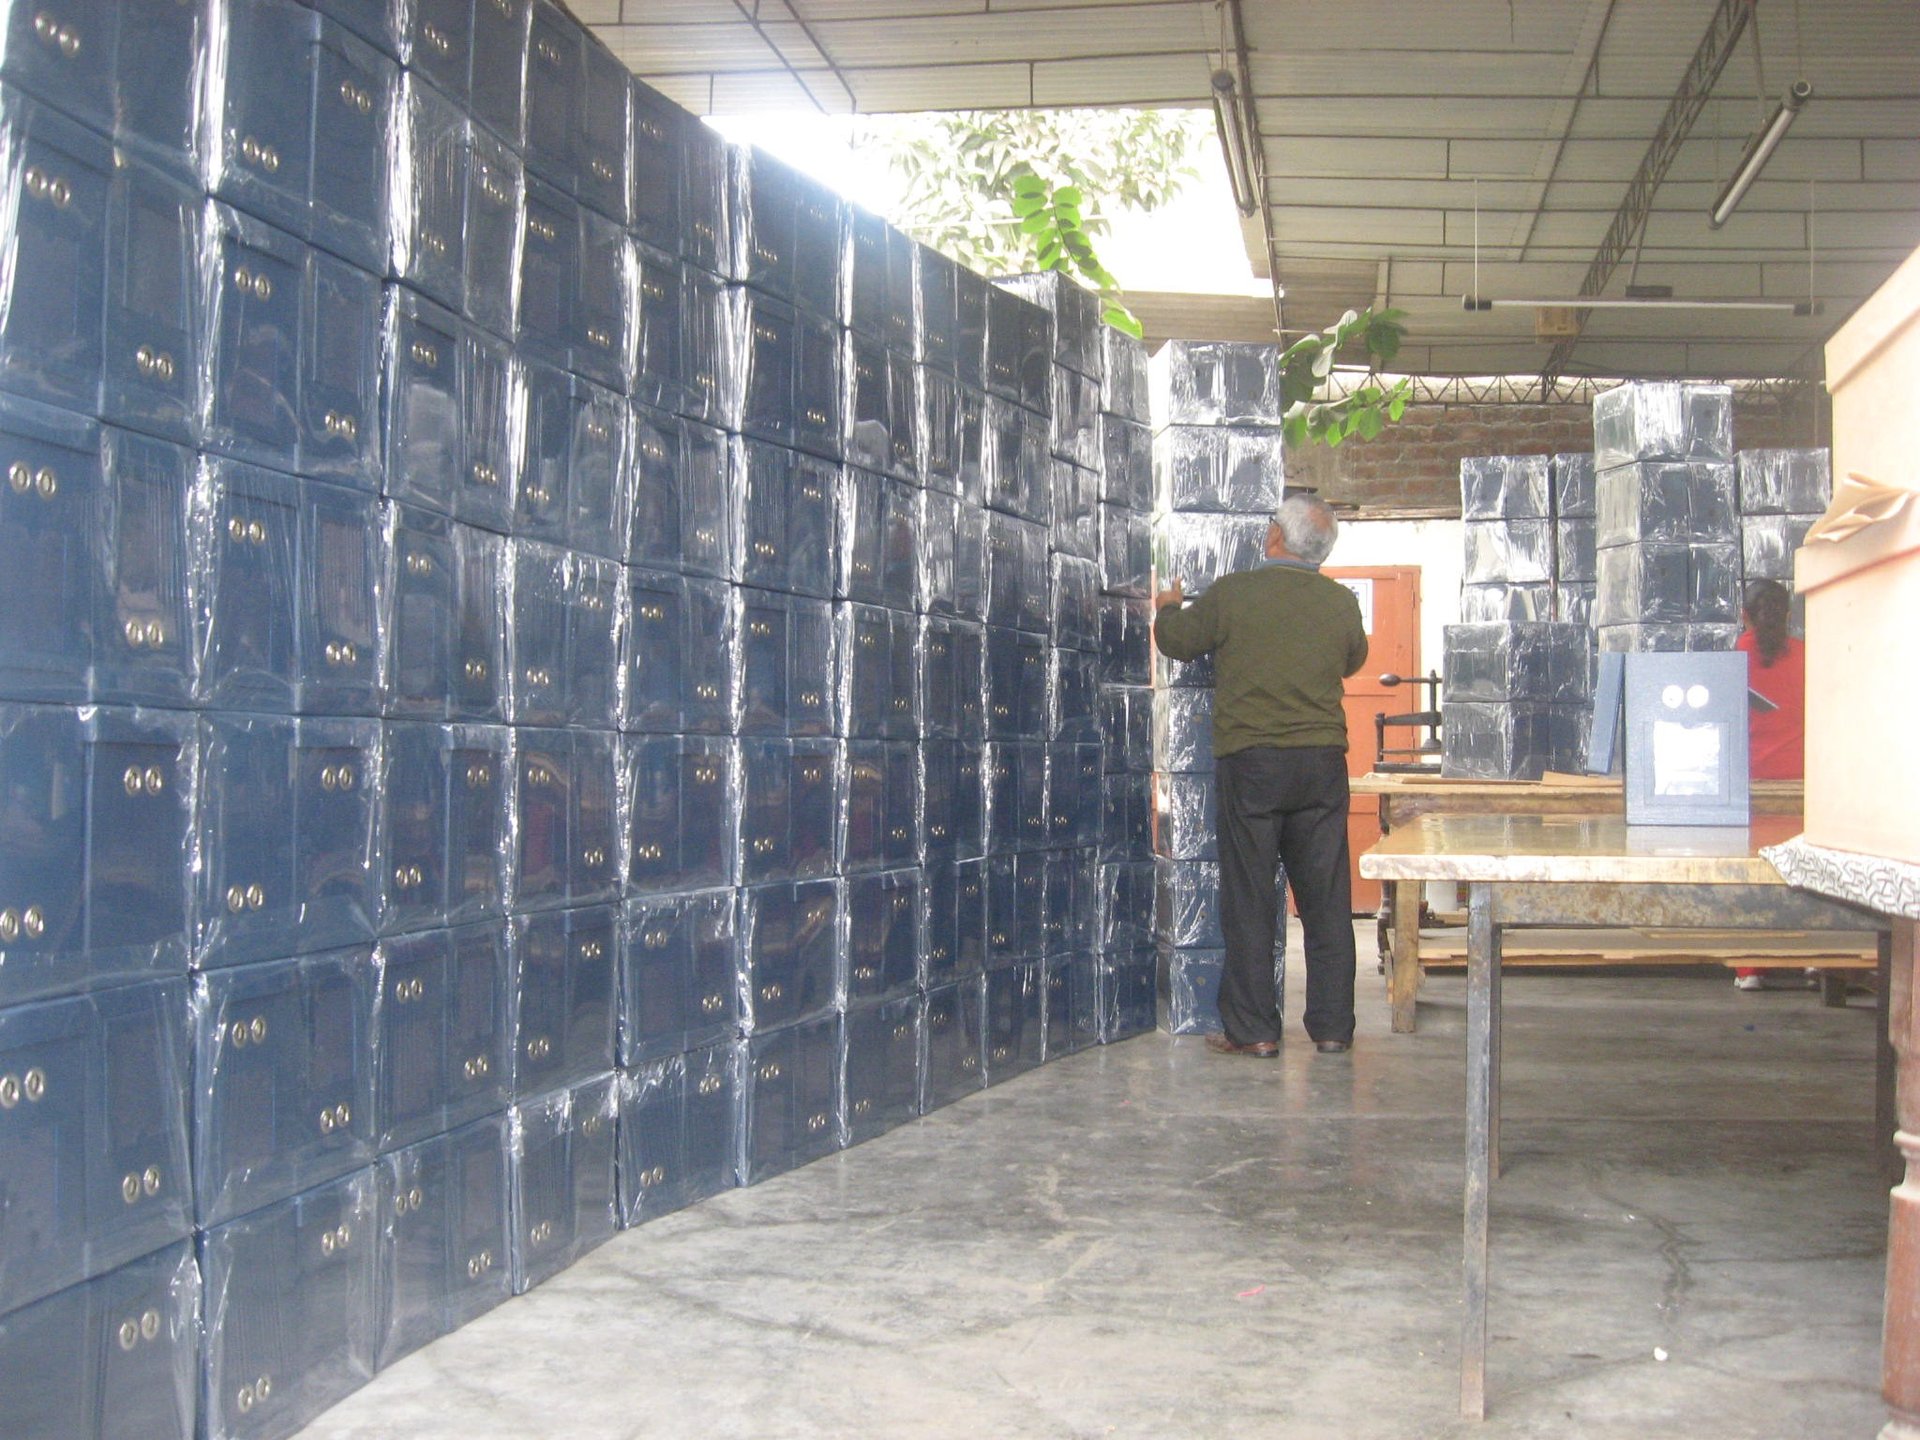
[1154,577,1185,611]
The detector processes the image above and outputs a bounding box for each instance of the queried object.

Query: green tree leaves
[1278,308,1411,449]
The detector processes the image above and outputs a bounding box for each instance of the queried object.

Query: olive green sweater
[1153,561,1368,756]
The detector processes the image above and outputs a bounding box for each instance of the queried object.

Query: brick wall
[1289,388,1832,516]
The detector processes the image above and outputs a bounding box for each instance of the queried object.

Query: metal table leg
[1392,878,1423,1033]
[1462,881,1495,1420]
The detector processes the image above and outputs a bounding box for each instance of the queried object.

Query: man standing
[1152,494,1367,1056]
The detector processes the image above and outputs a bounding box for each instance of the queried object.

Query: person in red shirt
[1735,579,1807,991]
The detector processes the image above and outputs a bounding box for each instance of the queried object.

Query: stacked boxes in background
[1145,342,1287,1034]
[1551,452,1597,627]
[0,4,1153,1438]
[1736,448,1832,634]
[1438,622,1593,779]
[1590,381,1741,654]
[1092,325,1160,1043]
[1458,454,1554,621]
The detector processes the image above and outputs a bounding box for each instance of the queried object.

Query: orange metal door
[1324,566,1421,913]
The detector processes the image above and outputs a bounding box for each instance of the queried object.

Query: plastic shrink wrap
[1049,363,1100,469]
[919,977,984,1113]
[508,1072,618,1293]
[1551,451,1595,520]
[1593,541,1740,626]
[1591,380,1733,469]
[0,1237,199,1440]
[1154,512,1269,592]
[1098,503,1152,599]
[842,992,920,1145]
[1154,424,1284,515]
[197,1166,377,1440]
[735,1010,841,1185]
[1098,413,1152,510]
[981,960,1044,1086]
[373,922,511,1154]
[1594,460,1737,547]
[1461,519,1552,584]
[1151,686,1215,772]
[375,1113,512,1370]
[1151,770,1216,860]
[1741,513,1818,581]
[1096,944,1156,1043]
[1736,447,1831,515]
[1554,518,1596,584]
[616,1043,737,1227]
[1459,454,1550,520]
[1457,582,1552,623]
[1102,328,1150,423]
[1149,340,1283,425]
[995,271,1103,380]
[1442,623,1593,704]
[1440,701,1586,780]
[1098,597,1152,686]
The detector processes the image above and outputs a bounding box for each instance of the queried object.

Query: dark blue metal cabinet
[458,322,516,532]
[920,860,956,987]
[517,174,574,372]
[684,886,736,1049]
[881,739,918,868]
[918,367,961,499]
[622,566,683,733]
[953,742,985,859]
[737,882,793,1033]
[0,0,112,132]
[80,706,193,992]
[843,334,889,475]
[626,405,680,573]
[679,263,726,426]
[390,76,467,314]
[111,1,200,174]
[521,0,579,191]
[463,124,522,340]
[383,505,454,718]
[628,77,680,258]
[731,290,796,449]
[620,893,689,1066]
[398,0,469,106]
[631,242,682,419]
[673,734,731,889]
[790,1011,839,1163]
[616,1057,683,1224]
[984,743,1019,855]
[440,1111,511,1328]
[194,714,295,966]
[308,18,394,274]
[921,618,956,740]
[680,1039,734,1200]
[307,0,399,57]
[836,467,886,606]
[508,911,568,1096]
[782,451,835,601]
[565,554,622,730]
[681,576,735,733]
[509,540,568,725]
[515,360,572,543]
[845,868,919,1004]
[839,740,884,873]
[792,310,842,462]
[985,962,1044,1084]
[202,203,305,471]
[568,729,620,904]
[985,855,1019,969]
[734,437,788,592]
[444,727,509,924]
[0,394,97,703]
[194,456,299,712]
[102,158,200,444]
[844,995,916,1145]
[94,431,193,707]
[293,718,381,950]
[576,37,629,221]
[192,951,377,1226]
[791,178,841,323]
[443,919,510,1126]
[788,738,836,881]
[736,738,792,886]
[881,481,920,616]
[567,376,629,558]
[453,520,509,721]
[467,0,530,150]
[570,1076,620,1270]
[511,727,569,911]
[0,86,111,413]
[1015,851,1046,961]
[375,928,448,1149]
[298,481,383,714]
[197,1166,377,1440]
[299,253,383,492]
[0,984,90,1314]
[920,739,956,862]
[885,609,920,740]
[728,146,796,298]
[953,622,986,743]
[92,1238,200,1440]
[737,1024,794,1184]
[680,416,730,576]
[840,602,890,739]
[914,245,955,371]
[561,905,616,1082]
[506,1091,570,1291]
[378,723,451,936]
[622,734,678,894]
[574,207,631,391]
[1016,741,1049,852]
[380,284,460,516]
[953,859,987,977]
[204,0,315,238]
[787,600,834,740]
[737,590,791,736]
[919,980,980,1113]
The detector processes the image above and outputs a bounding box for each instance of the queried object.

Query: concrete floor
[298,925,1892,1440]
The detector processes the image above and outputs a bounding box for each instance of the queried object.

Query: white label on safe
[1686,684,1709,710]
[1338,578,1375,634]
[1652,721,1721,797]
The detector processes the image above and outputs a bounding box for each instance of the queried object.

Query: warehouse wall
[1290,390,1830,515]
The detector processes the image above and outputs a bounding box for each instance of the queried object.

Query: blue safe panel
[565,554,621,730]
[468,0,530,150]
[463,123,523,340]
[384,505,454,718]
[626,405,680,573]
[622,566,684,733]
[628,76,680,257]
[378,723,452,936]
[0,86,111,414]
[194,713,296,966]
[298,480,383,714]
[575,34,629,221]
[102,157,200,445]
[192,950,377,1226]
[299,251,383,493]
[568,729,620,904]
[510,726,568,909]
[567,375,629,558]
[308,17,394,273]
[619,893,690,1067]
[391,75,467,314]
[0,392,98,703]
[93,430,193,708]
[292,717,381,951]
[80,705,194,995]
[517,174,574,372]
[457,321,516,532]
[380,284,461,517]
[516,359,574,543]
[443,919,511,1128]
[197,1165,378,1440]
[195,455,299,712]
[452,520,509,721]
[509,540,568,725]
[844,994,917,1146]
[444,726,510,925]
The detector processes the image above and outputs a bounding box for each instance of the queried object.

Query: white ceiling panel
[588,0,1920,380]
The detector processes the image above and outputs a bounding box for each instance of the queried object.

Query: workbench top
[1359,812,1807,885]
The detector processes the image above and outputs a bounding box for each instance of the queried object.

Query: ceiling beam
[1539,0,1756,394]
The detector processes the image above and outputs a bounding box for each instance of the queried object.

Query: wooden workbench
[1358,813,1894,1422]
[1353,774,1807,1031]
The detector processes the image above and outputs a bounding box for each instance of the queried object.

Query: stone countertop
[1359,812,1806,885]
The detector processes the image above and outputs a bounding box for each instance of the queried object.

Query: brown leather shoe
[1313,1040,1351,1054]
[1205,1033,1278,1058]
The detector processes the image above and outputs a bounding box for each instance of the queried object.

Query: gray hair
[1272,494,1339,565]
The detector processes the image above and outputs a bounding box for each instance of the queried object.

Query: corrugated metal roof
[586,0,1920,380]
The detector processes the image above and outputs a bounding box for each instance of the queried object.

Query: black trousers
[1213,745,1356,1046]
